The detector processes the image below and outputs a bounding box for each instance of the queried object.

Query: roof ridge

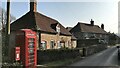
[35,11,59,23]
[71,22,108,34]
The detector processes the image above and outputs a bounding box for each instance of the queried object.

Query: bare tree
[0,7,16,62]
[0,7,16,30]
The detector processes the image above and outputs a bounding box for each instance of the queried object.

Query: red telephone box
[15,29,37,67]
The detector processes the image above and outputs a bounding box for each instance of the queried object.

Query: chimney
[90,19,94,26]
[30,0,37,12]
[101,24,104,29]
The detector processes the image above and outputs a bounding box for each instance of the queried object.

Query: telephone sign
[15,47,20,61]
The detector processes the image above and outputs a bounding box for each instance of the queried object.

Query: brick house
[69,19,109,47]
[10,0,77,50]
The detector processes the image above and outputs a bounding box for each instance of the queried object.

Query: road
[70,45,120,66]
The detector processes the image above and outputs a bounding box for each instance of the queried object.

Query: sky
[0,0,120,33]
[118,1,120,35]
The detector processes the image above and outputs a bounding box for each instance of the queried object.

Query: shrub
[37,48,81,64]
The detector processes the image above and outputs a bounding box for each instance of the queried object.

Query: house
[71,35,77,48]
[66,27,77,48]
[69,19,109,47]
[108,33,120,45]
[10,0,77,50]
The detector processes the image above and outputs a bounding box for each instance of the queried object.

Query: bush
[37,48,81,64]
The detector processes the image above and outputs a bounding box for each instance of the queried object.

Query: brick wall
[40,33,72,49]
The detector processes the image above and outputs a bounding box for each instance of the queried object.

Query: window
[41,41,47,50]
[94,34,96,38]
[68,41,71,48]
[57,41,61,49]
[28,38,34,42]
[50,40,55,49]
[84,33,88,39]
[100,35,102,38]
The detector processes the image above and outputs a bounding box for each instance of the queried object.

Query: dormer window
[56,24,60,33]
[51,23,60,33]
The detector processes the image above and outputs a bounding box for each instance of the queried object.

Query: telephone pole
[6,0,10,35]
[5,0,10,58]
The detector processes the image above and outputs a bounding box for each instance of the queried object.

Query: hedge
[37,44,107,64]
[37,48,81,64]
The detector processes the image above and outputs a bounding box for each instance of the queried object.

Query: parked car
[117,46,120,59]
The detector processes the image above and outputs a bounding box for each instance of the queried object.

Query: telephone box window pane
[29,49,34,53]
[29,55,34,59]
[28,38,35,42]
[30,53,34,55]
[29,59,34,63]
[50,41,54,49]
[29,42,34,48]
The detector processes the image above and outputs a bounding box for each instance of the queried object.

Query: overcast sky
[1,0,120,33]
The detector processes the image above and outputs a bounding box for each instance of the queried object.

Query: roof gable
[11,11,37,30]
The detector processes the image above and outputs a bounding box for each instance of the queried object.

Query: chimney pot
[90,19,94,26]
[101,24,104,29]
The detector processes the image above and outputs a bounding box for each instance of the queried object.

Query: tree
[0,7,16,30]
[0,7,16,62]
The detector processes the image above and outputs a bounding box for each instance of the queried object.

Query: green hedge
[37,48,81,64]
[37,44,107,64]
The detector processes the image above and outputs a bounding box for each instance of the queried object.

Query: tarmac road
[70,45,120,66]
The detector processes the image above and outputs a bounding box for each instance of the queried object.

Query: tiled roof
[66,27,73,31]
[70,22,108,34]
[11,11,71,36]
